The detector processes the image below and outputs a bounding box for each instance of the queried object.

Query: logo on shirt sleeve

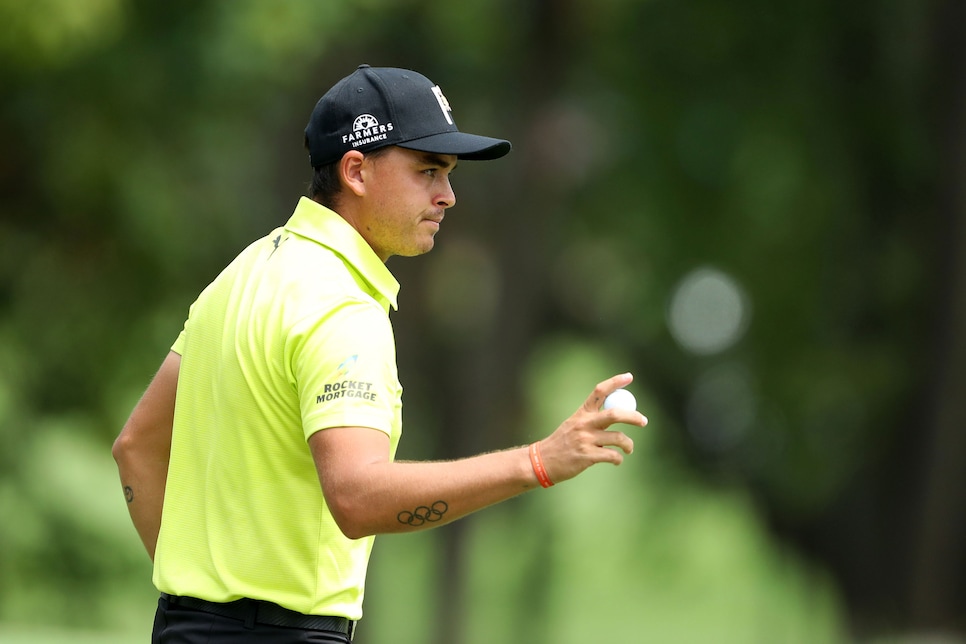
[316,354,378,404]
[336,355,358,378]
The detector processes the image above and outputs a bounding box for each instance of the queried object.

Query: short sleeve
[171,328,186,355]
[288,298,400,440]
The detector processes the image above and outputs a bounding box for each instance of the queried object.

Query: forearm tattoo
[397,500,448,527]
[123,485,134,503]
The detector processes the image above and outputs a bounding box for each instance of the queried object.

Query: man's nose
[436,177,456,209]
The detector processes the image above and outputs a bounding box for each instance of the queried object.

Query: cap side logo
[353,114,379,131]
[343,113,394,148]
[431,85,454,125]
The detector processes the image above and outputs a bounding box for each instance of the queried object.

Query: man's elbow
[112,429,133,466]
[339,523,372,541]
[326,494,376,540]
[112,424,157,469]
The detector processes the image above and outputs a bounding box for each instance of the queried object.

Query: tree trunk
[908,0,966,631]
[430,2,578,642]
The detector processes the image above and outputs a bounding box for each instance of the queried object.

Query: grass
[0,625,148,643]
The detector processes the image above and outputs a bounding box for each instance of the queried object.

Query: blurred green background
[2,0,964,642]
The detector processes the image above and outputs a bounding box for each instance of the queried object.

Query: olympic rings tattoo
[397,500,449,526]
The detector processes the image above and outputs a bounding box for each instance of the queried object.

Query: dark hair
[306,143,393,210]
[307,162,342,209]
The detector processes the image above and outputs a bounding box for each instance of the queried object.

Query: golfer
[112,64,647,643]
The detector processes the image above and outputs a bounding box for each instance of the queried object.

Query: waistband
[160,593,355,639]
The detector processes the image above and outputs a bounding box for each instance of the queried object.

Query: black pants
[152,594,353,643]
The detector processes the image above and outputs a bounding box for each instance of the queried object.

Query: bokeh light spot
[667,266,750,355]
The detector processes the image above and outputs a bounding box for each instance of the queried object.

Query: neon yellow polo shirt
[154,197,402,620]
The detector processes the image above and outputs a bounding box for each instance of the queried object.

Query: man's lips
[423,213,444,228]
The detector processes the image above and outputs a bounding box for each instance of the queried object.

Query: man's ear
[340,151,367,197]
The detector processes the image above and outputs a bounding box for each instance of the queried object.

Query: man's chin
[393,239,436,259]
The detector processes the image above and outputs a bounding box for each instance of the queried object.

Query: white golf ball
[602,389,637,412]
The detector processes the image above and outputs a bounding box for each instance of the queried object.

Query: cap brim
[397,131,511,160]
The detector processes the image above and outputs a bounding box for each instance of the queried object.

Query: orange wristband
[529,442,554,488]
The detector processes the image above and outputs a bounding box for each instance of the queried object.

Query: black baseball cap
[305,64,511,168]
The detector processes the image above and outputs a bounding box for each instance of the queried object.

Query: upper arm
[308,426,391,491]
[308,426,391,534]
[114,351,181,460]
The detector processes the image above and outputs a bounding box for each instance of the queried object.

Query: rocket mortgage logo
[316,355,377,403]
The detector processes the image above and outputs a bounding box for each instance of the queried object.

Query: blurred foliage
[1,0,961,641]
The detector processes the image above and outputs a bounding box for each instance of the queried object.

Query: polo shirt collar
[285,197,400,311]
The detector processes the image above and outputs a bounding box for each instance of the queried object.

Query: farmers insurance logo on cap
[343,113,394,149]
[305,64,511,168]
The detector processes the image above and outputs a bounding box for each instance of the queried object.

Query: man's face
[357,147,458,261]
